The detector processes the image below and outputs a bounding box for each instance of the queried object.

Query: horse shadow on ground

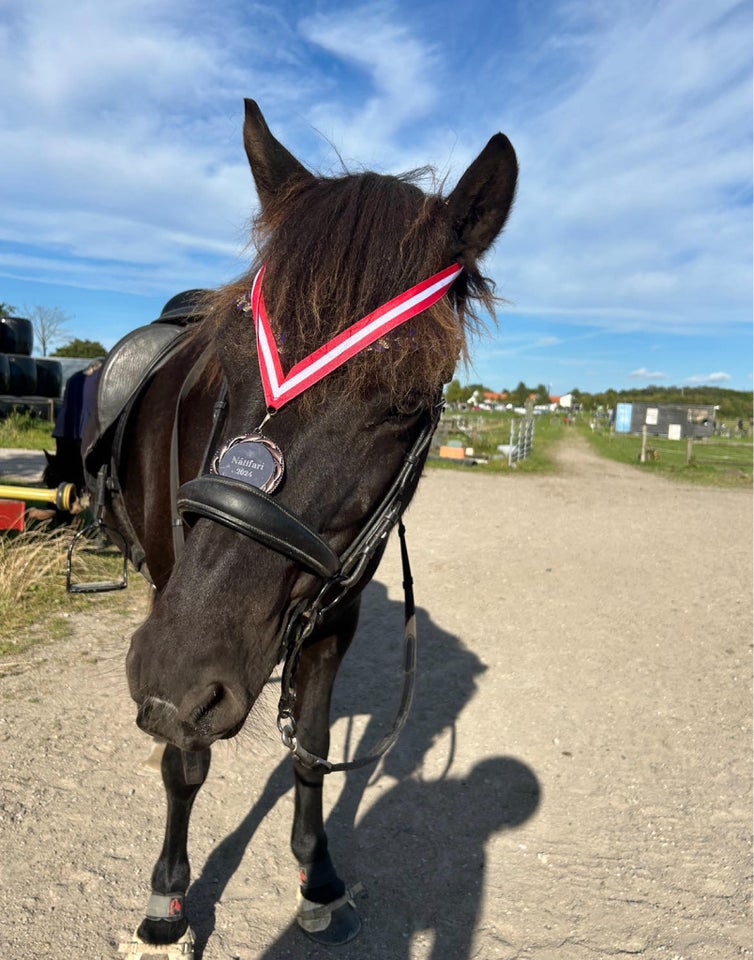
[186,580,540,959]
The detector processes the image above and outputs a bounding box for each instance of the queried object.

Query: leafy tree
[444,378,464,404]
[53,338,107,358]
[511,380,530,406]
[0,302,16,319]
[534,383,550,405]
[25,304,71,356]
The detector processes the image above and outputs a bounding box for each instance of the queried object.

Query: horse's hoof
[118,926,195,959]
[296,883,363,945]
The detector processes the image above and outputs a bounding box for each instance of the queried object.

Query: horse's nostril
[133,683,247,749]
[190,684,224,725]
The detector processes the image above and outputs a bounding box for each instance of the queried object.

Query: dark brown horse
[97,99,517,954]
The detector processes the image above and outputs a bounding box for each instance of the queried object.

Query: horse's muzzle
[134,683,247,752]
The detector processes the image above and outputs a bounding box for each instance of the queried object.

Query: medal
[211,433,285,494]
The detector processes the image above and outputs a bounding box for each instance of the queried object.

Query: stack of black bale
[0,317,63,418]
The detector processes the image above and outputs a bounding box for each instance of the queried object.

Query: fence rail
[637,427,752,471]
[685,438,753,468]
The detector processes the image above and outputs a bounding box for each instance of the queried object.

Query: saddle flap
[98,324,185,433]
[82,323,186,477]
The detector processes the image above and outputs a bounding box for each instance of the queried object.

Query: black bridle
[175,396,441,772]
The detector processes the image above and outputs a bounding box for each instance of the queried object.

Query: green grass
[580,421,752,487]
[0,410,55,450]
[429,411,565,475]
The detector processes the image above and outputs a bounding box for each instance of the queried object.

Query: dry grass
[0,524,136,654]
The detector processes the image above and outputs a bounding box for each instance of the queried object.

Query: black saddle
[77,293,209,578]
[82,291,208,482]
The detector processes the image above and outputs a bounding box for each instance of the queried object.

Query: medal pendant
[211,434,285,494]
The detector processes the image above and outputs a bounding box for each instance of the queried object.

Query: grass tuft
[0,524,140,655]
[0,410,55,450]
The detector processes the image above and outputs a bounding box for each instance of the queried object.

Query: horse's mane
[204,168,498,413]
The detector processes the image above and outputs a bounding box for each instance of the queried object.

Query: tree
[511,380,529,406]
[52,338,107,358]
[444,378,464,404]
[25,304,71,356]
[0,302,16,319]
[534,383,550,405]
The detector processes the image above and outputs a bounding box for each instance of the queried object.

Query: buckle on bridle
[312,574,350,621]
[277,712,297,749]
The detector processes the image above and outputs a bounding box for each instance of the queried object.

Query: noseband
[177,409,436,581]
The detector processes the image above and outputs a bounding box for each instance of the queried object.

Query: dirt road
[1,436,751,959]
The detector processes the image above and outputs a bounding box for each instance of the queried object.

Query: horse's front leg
[290,600,362,945]
[123,743,211,954]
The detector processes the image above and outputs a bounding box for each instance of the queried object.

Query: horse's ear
[243,99,314,207]
[43,450,53,463]
[446,133,518,265]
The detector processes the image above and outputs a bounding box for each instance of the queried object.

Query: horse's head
[126,99,517,751]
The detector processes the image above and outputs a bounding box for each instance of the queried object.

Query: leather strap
[170,341,216,560]
[177,475,340,579]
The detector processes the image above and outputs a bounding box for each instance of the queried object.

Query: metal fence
[507,417,535,465]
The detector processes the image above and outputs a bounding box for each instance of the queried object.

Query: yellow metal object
[0,482,76,511]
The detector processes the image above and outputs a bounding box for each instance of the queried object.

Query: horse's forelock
[205,169,497,412]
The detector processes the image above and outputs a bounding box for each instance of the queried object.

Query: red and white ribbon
[251,263,463,411]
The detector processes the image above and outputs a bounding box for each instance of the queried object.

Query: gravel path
[0,448,47,482]
[1,435,751,959]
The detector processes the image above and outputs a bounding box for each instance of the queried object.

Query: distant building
[615,401,715,439]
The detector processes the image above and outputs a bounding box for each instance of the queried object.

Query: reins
[276,520,417,773]
[272,410,437,773]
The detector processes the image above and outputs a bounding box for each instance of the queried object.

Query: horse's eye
[383,404,423,424]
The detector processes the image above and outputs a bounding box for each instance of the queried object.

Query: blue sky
[0,0,751,395]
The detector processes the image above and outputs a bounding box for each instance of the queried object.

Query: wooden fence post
[640,425,647,463]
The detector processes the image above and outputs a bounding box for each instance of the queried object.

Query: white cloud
[299,5,441,166]
[492,0,752,333]
[685,372,732,384]
[0,1,309,295]
[630,368,666,380]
